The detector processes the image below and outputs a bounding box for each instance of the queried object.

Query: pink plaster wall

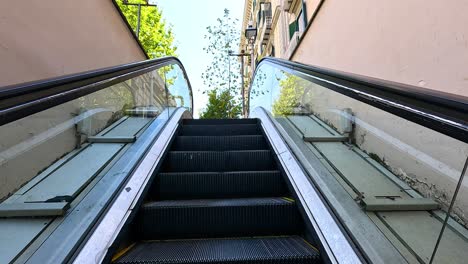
[0,0,146,87]
[293,0,468,96]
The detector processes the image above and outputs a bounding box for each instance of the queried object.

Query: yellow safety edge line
[111,242,136,262]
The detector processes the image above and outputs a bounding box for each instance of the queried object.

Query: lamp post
[244,25,257,73]
[122,0,157,39]
[228,50,250,117]
[244,24,257,117]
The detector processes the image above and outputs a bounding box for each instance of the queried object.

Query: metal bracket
[87,136,136,143]
[363,197,440,211]
[0,202,69,217]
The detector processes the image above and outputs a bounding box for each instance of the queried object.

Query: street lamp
[245,27,257,39]
[228,50,250,117]
[244,25,257,73]
[243,23,257,117]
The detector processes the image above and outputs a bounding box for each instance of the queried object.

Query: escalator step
[134,197,301,239]
[156,171,286,199]
[183,118,258,125]
[180,124,261,136]
[172,135,268,151]
[114,236,320,264]
[162,150,276,172]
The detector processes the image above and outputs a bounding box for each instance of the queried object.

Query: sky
[156,0,245,117]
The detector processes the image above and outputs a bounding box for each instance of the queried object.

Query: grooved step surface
[183,119,258,125]
[180,124,260,136]
[135,198,301,239]
[120,118,322,263]
[156,171,285,199]
[115,236,321,264]
[163,151,275,172]
[172,135,268,151]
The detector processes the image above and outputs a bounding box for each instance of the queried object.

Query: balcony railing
[260,16,272,44]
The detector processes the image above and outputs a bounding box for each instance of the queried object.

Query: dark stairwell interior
[109,118,323,264]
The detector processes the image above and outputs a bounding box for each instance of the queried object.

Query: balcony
[257,2,272,45]
[253,0,266,22]
[260,15,272,44]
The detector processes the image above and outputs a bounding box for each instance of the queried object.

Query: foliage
[200,9,242,118]
[116,0,176,58]
[201,9,241,92]
[199,89,242,119]
[271,75,308,116]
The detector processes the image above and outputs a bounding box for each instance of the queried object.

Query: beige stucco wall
[292,0,468,96]
[0,0,146,87]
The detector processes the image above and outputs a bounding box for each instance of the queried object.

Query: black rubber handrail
[0,56,193,126]
[249,57,468,143]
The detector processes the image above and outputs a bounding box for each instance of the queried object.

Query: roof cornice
[239,0,253,52]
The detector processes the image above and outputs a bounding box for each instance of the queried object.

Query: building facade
[240,0,319,77]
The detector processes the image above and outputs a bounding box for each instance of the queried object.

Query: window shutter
[289,21,297,40]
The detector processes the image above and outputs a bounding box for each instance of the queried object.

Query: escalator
[1,56,466,264]
[1,56,346,264]
[111,118,321,263]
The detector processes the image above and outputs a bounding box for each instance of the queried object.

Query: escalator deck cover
[115,236,320,264]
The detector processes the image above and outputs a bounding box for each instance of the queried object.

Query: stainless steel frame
[251,107,363,264]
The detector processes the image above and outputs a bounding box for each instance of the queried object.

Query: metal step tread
[163,150,276,172]
[158,170,280,176]
[172,135,268,151]
[135,197,301,239]
[143,197,294,208]
[183,118,258,125]
[156,171,285,199]
[114,236,320,264]
[180,124,261,136]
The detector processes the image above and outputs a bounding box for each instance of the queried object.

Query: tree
[271,75,309,116]
[199,89,242,119]
[200,9,242,118]
[116,0,177,58]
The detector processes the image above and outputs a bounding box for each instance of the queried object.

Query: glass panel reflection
[0,62,191,203]
[249,62,468,263]
[165,64,192,111]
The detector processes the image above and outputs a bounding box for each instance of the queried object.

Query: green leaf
[116,0,177,58]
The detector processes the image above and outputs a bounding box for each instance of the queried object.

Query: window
[288,9,305,40]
